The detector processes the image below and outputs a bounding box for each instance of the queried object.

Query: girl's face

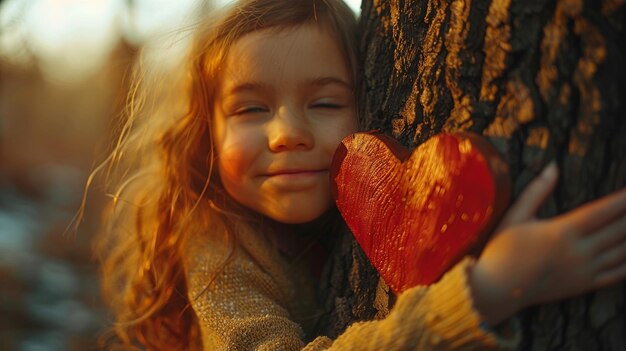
[212,24,357,224]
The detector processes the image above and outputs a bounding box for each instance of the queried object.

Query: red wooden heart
[331,132,511,293]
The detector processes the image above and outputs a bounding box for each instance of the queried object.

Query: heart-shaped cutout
[331,132,511,293]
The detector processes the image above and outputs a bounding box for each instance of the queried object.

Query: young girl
[96,0,626,349]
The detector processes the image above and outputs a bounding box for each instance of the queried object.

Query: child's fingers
[556,188,626,235]
[586,214,626,255]
[594,261,626,288]
[499,162,558,228]
[594,239,626,272]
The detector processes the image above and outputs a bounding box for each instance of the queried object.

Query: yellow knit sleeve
[318,258,521,351]
[185,231,520,351]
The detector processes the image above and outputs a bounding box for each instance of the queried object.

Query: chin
[266,205,331,224]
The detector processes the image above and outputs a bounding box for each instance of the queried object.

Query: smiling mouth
[261,170,328,185]
[263,169,327,177]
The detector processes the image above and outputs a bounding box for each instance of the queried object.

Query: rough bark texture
[315,0,626,349]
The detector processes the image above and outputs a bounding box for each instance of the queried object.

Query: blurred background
[0,0,361,350]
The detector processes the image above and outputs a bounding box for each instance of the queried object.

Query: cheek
[217,139,256,186]
[215,131,253,181]
[327,115,358,150]
[217,149,244,183]
[215,124,268,198]
[343,117,358,137]
[339,109,358,134]
[217,145,256,206]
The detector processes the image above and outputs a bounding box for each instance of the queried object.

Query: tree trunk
[314,0,626,349]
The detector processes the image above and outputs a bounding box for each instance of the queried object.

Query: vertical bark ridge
[483,0,555,191]
[387,0,453,148]
[360,0,394,130]
[442,0,474,133]
[387,0,427,141]
[480,0,513,103]
[569,18,605,157]
[411,0,451,145]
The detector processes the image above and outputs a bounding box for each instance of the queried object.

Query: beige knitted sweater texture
[183,226,521,351]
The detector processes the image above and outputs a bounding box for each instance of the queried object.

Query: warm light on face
[212,24,357,224]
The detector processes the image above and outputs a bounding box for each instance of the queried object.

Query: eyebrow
[225,76,353,97]
[226,82,272,96]
[304,76,353,90]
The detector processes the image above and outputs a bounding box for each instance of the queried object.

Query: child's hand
[468,162,626,326]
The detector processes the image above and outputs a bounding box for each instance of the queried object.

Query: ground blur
[0,1,185,349]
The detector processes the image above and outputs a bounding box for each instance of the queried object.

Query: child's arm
[311,257,519,351]
[469,162,626,326]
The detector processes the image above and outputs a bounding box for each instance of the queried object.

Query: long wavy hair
[94,0,358,349]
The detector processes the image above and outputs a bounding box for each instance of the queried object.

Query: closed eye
[311,102,344,109]
[233,106,268,115]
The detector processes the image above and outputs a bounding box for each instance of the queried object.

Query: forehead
[219,24,352,92]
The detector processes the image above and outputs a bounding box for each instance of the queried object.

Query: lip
[262,168,328,177]
[263,169,327,177]
[260,169,328,188]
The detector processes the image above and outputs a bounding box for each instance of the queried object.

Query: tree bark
[315,0,626,349]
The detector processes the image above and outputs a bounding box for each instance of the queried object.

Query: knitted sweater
[183,225,521,351]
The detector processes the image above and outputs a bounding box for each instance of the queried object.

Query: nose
[267,106,314,151]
